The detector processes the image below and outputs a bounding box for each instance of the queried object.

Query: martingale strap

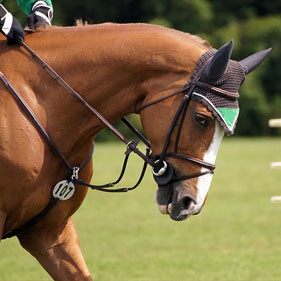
[1,197,58,239]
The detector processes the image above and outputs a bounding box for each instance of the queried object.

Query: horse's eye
[195,113,210,127]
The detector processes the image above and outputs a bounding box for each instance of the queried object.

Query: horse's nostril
[181,195,196,210]
[169,193,197,220]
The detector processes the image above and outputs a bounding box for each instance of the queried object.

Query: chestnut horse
[0,24,270,280]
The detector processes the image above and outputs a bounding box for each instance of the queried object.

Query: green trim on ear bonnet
[216,107,239,132]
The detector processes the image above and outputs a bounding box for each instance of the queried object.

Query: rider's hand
[27,0,53,30]
[0,4,24,45]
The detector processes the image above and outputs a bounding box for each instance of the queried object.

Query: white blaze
[195,121,224,211]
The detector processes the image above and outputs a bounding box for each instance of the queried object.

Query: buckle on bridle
[71,166,80,181]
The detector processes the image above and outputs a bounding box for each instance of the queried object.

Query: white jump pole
[270,162,281,169]
[271,196,281,203]
[269,119,281,128]
[269,118,281,203]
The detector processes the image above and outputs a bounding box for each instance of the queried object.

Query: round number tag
[53,180,75,200]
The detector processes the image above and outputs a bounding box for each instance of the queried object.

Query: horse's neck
[12,25,208,156]
[34,26,154,123]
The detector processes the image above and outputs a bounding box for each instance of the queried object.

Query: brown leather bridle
[138,57,232,186]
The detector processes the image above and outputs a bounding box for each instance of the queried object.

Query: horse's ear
[205,40,234,80]
[239,48,272,74]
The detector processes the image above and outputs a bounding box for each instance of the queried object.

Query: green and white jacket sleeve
[0,0,52,15]
[17,0,52,15]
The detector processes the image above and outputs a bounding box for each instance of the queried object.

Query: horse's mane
[0,23,211,82]
[32,22,211,49]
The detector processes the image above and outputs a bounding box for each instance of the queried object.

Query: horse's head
[140,40,271,221]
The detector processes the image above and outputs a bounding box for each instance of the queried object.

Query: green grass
[1,138,281,281]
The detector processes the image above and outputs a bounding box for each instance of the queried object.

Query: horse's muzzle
[155,181,200,221]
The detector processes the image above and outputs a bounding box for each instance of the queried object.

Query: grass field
[1,138,281,281]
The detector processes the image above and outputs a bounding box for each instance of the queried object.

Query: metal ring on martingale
[126,141,134,150]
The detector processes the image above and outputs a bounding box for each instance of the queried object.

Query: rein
[21,42,154,168]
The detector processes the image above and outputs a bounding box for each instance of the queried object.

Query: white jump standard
[269,119,281,128]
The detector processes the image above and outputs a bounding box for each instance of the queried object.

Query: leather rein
[0,42,235,239]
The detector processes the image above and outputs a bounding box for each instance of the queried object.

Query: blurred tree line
[4,0,281,137]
